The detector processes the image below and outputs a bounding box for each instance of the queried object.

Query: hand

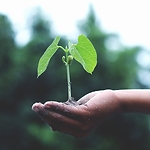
[32,90,120,138]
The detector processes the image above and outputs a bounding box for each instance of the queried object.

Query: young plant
[37,34,97,103]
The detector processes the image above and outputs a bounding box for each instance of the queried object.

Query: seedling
[37,34,97,103]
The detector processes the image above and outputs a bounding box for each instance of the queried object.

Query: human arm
[114,89,150,114]
[32,89,150,138]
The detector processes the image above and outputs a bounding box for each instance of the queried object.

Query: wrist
[108,90,123,114]
[113,90,126,113]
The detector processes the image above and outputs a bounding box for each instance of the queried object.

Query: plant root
[64,97,80,106]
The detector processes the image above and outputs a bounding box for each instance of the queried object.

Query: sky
[0,0,150,50]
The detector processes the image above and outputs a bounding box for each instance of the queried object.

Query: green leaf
[37,36,60,77]
[70,34,97,74]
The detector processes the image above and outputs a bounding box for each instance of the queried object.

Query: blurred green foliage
[0,6,150,150]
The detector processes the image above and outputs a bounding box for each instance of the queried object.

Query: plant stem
[65,51,72,100]
[66,62,72,99]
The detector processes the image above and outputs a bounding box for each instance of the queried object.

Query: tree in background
[0,6,150,150]
[75,7,150,150]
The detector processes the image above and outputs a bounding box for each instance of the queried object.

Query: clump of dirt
[64,97,80,106]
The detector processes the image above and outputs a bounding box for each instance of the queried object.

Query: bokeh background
[1,1,150,150]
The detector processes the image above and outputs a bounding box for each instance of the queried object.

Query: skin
[32,89,150,138]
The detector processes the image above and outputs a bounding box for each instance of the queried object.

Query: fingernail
[44,103,51,109]
[32,105,40,112]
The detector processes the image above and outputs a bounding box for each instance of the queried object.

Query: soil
[64,97,80,106]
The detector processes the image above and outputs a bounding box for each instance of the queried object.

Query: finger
[40,110,90,138]
[32,102,44,112]
[32,102,92,138]
[32,102,49,119]
[33,103,81,127]
[43,101,90,121]
[77,91,99,105]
